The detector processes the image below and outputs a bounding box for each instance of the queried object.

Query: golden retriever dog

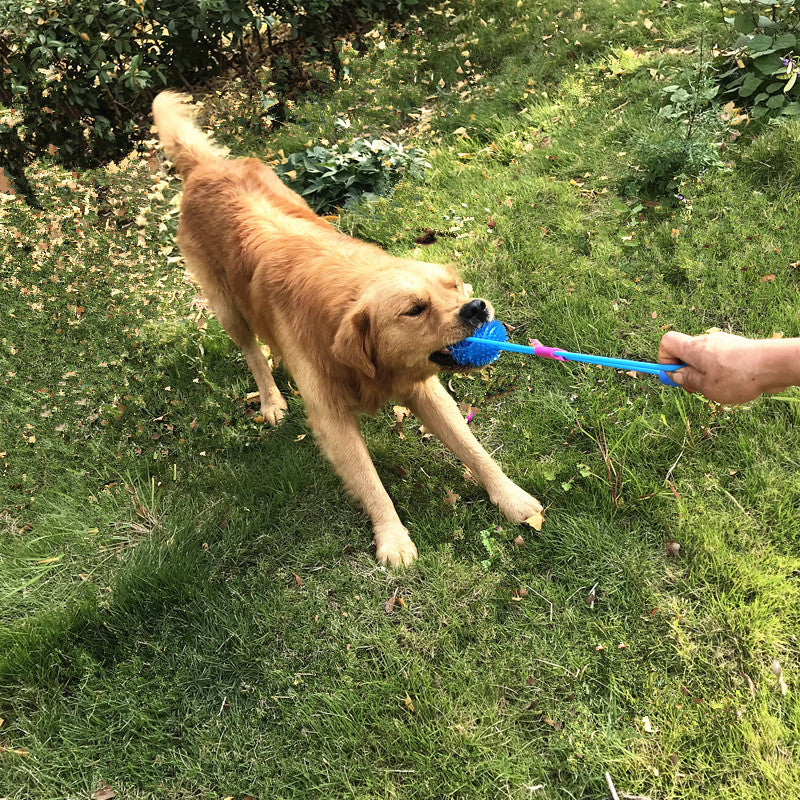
[151,91,543,566]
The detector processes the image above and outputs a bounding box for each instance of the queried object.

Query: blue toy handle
[464,335,686,388]
[546,348,686,389]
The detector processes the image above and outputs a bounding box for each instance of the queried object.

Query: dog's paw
[249,392,289,426]
[493,485,545,530]
[260,398,288,426]
[373,524,419,567]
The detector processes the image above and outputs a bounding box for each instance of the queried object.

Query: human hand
[658,331,800,404]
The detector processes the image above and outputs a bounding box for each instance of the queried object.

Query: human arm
[658,331,800,403]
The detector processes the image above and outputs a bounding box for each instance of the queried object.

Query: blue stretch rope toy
[449,319,685,388]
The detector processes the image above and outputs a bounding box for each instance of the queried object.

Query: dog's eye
[404,304,428,317]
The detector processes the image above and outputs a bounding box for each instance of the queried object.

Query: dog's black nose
[459,298,490,325]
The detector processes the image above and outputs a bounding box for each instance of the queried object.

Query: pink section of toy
[529,340,567,362]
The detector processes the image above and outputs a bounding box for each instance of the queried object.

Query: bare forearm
[659,331,800,403]
[754,338,800,394]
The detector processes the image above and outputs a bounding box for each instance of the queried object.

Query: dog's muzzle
[429,298,494,369]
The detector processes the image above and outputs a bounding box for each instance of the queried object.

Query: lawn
[2,0,800,797]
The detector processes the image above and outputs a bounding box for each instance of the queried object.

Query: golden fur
[152,91,543,565]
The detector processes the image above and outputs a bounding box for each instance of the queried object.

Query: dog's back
[151,92,389,365]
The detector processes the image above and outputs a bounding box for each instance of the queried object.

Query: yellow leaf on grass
[403,693,415,712]
[524,509,545,531]
[0,745,29,756]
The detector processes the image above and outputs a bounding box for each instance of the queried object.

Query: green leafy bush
[717,0,800,119]
[275,137,430,213]
[0,0,263,171]
[625,58,728,200]
[658,63,719,130]
[0,0,416,194]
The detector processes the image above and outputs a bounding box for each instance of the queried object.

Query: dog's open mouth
[428,340,472,372]
[429,345,459,368]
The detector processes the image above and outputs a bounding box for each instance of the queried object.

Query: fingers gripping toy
[449,319,684,388]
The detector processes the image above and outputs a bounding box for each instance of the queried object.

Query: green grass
[2,0,800,797]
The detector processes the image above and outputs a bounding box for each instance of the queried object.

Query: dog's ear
[332,301,377,379]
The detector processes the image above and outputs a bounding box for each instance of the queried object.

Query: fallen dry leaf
[403,693,415,712]
[90,783,116,800]
[0,168,15,195]
[0,746,29,757]
[523,509,544,530]
[444,489,460,506]
[772,660,788,696]
[393,405,410,438]
[385,588,399,614]
[514,534,525,547]
[664,540,681,558]
[642,715,654,733]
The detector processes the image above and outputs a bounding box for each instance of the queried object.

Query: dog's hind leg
[199,282,288,426]
[237,336,289,426]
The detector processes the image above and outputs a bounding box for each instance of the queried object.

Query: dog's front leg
[306,404,418,567]
[404,377,544,526]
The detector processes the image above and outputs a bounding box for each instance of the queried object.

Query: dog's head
[331,260,493,380]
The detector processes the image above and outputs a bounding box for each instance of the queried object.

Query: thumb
[668,367,686,386]
[658,331,696,364]
[668,364,706,395]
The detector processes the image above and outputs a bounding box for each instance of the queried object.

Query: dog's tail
[151,91,229,179]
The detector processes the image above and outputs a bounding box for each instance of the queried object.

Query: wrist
[756,338,800,393]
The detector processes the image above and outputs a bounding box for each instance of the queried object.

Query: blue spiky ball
[449,319,508,367]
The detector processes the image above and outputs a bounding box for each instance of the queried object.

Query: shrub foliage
[276,138,430,213]
[717,0,800,119]
[0,0,416,193]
